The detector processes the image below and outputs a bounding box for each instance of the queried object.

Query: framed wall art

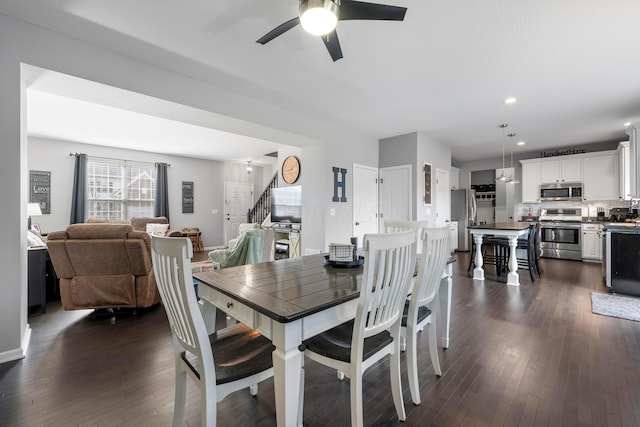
[423,163,432,206]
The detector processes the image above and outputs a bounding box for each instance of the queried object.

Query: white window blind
[87,157,156,220]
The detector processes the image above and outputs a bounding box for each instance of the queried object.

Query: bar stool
[467,235,508,278]
[495,224,539,281]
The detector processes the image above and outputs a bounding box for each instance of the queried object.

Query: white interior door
[379,165,412,230]
[353,164,378,248]
[435,168,450,227]
[224,182,253,245]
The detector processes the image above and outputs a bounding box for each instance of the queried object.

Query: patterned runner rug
[591,292,640,322]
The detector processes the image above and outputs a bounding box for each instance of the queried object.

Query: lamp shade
[27,203,42,217]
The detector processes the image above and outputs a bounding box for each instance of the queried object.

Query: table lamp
[27,202,42,230]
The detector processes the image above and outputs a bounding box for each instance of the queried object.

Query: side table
[182,231,204,253]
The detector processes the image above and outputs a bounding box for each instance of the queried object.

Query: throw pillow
[146,223,170,236]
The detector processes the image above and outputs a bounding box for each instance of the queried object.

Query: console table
[28,246,47,313]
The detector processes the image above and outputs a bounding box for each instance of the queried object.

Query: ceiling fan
[256,0,407,62]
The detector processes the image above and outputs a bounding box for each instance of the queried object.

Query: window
[87,158,156,220]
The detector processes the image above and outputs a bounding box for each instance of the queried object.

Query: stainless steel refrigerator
[450,189,477,251]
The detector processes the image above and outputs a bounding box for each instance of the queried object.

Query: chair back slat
[151,236,210,360]
[383,219,429,253]
[357,231,417,341]
[414,227,450,306]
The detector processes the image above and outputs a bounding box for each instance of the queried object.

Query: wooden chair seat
[195,323,274,385]
[300,320,392,363]
[401,303,431,327]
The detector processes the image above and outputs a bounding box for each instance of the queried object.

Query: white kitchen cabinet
[581,223,603,262]
[449,221,458,252]
[540,156,583,183]
[520,159,541,203]
[450,166,460,190]
[583,151,618,201]
[618,141,630,200]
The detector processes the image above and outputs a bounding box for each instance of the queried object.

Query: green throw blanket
[208,228,265,268]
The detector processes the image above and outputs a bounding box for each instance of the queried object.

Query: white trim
[0,324,30,364]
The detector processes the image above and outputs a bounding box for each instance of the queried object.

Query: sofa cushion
[66,223,133,239]
[130,216,169,231]
[146,223,169,235]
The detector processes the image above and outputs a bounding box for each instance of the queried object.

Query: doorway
[223,182,253,245]
[379,165,412,230]
[352,164,379,248]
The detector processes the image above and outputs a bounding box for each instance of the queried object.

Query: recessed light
[504,97,517,104]
[624,122,631,127]
[517,141,525,146]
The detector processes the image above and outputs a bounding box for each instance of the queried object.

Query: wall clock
[282,155,301,184]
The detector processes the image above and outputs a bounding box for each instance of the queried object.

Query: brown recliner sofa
[47,223,161,311]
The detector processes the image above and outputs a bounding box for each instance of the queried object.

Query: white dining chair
[150,235,275,427]
[299,231,417,427]
[405,226,449,405]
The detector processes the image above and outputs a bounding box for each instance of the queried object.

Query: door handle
[355,222,360,226]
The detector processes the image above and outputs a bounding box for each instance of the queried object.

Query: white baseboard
[0,324,30,364]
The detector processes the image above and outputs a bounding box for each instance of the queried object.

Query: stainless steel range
[539,208,582,260]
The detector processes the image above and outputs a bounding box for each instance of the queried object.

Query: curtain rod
[69,153,170,167]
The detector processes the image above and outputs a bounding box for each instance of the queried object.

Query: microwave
[540,182,583,201]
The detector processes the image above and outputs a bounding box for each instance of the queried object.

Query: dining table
[193,253,454,427]
[468,221,532,286]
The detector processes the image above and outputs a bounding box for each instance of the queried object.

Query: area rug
[591,292,640,322]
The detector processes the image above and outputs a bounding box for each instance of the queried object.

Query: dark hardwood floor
[2,253,640,426]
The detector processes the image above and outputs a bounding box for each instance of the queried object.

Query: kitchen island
[469,222,533,286]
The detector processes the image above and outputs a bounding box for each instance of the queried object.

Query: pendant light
[507,132,519,184]
[495,124,509,182]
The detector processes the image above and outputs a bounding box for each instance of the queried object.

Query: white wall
[417,132,452,225]
[27,137,239,247]
[379,132,451,225]
[0,14,378,361]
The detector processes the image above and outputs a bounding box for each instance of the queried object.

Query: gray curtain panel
[154,162,170,221]
[69,153,87,224]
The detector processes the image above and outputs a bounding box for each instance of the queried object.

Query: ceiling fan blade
[322,30,343,62]
[339,0,407,21]
[256,17,300,44]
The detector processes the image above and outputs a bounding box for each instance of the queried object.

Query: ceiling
[4,0,640,163]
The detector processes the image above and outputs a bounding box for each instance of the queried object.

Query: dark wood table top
[468,222,533,231]
[194,254,456,324]
[194,254,362,323]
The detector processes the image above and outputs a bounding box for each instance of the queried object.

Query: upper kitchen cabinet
[520,159,541,203]
[583,150,618,201]
[540,156,583,184]
[618,141,630,200]
[450,166,460,190]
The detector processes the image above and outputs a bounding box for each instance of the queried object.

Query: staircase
[247,173,278,224]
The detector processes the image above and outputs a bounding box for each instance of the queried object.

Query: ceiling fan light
[300,0,339,36]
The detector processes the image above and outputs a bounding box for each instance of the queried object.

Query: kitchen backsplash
[517,199,638,220]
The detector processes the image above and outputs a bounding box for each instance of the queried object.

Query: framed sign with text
[423,163,432,206]
[182,181,194,213]
[30,170,51,214]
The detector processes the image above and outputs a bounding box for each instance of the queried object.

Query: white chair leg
[173,367,187,427]
[399,330,407,352]
[201,377,216,427]
[350,369,364,427]
[390,343,406,421]
[407,322,421,405]
[249,383,258,396]
[428,318,442,377]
